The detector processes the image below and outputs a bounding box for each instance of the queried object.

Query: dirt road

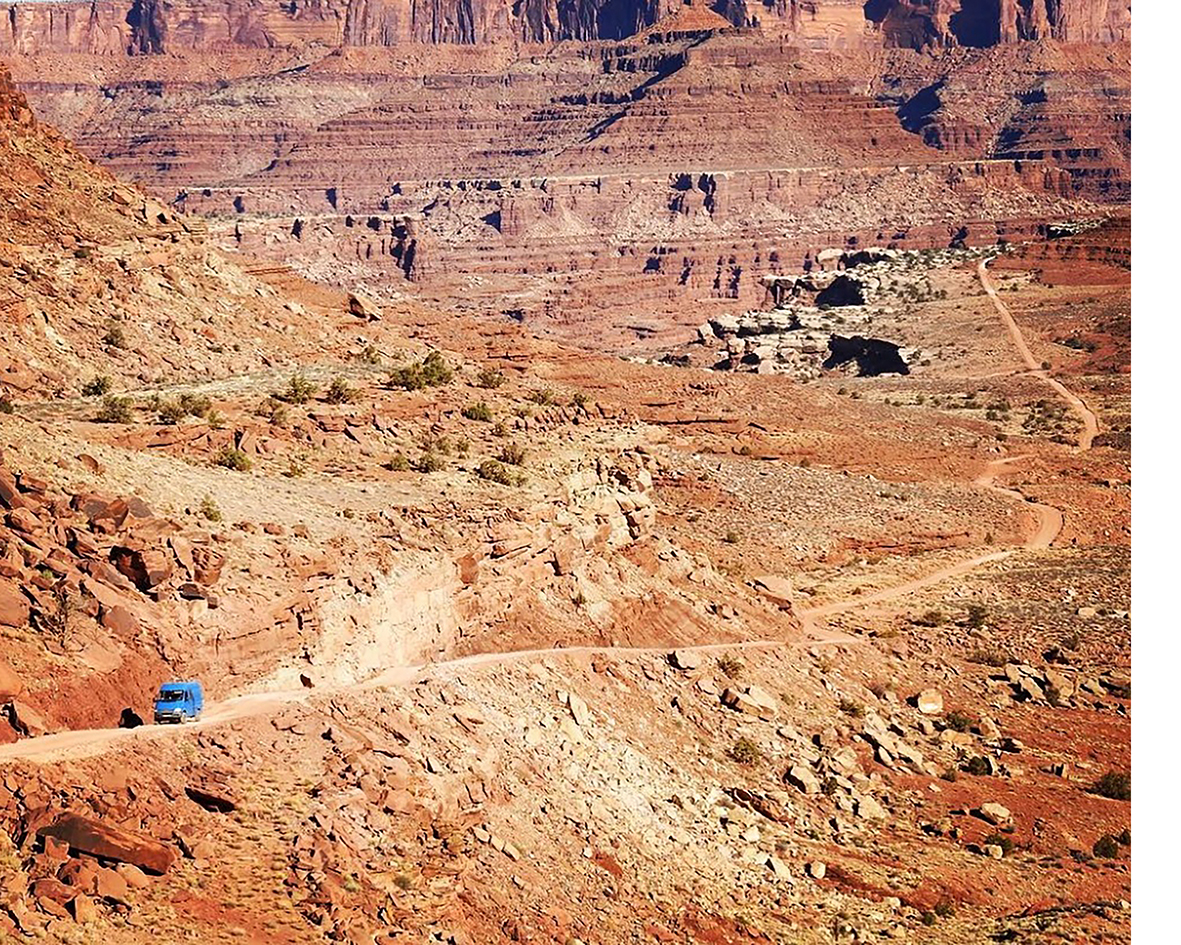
[977,258,1100,450]
[0,266,1092,766]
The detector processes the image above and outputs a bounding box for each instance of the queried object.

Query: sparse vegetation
[965,603,989,629]
[723,530,739,544]
[1092,771,1130,801]
[102,319,126,348]
[276,374,317,405]
[912,609,944,627]
[964,756,991,776]
[199,495,223,522]
[838,698,864,719]
[96,395,134,424]
[0,394,14,414]
[214,447,252,472]
[462,401,494,422]
[967,647,1008,667]
[984,833,1014,856]
[324,377,355,404]
[728,737,762,766]
[716,655,743,679]
[944,711,973,733]
[384,453,410,472]
[82,376,112,397]
[413,451,443,474]
[477,459,522,486]
[497,443,527,466]
[1092,834,1119,858]
[387,351,453,390]
[477,367,506,389]
[529,388,558,406]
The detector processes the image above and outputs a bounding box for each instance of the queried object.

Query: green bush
[324,377,355,405]
[477,367,506,389]
[944,711,973,734]
[1093,771,1130,801]
[82,376,113,397]
[964,756,991,776]
[529,388,557,406]
[462,401,493,422]
[97,395,134,424]
[476,459,515,485]
[497,443,527,466]
[199,495,223,522]
[384,453,410,472]
[413,452,443,474]
[214,447,252,471]
[178,392,212,416]
[387,351,453,390]
[984,833,1014,856]
[276,375,317,405]
[728,737,762,766]
[259,396,288,426]
[157,399,187,424]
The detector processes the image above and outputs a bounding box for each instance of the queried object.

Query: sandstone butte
[0,2,1131,944]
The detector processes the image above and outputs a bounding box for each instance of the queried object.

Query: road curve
[977,258,1100,450]
[1,265,1085,766]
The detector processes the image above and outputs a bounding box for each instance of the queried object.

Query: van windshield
[158,690,187,702]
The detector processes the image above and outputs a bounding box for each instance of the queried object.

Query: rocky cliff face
[0,0,1130,53]
[866,0,1130,48]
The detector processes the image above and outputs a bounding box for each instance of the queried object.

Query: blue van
[153,681,204,724]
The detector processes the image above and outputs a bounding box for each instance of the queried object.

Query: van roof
[160,680,200,688]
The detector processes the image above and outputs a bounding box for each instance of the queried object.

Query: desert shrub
[965,603,989,629]
[214,447,252,472]
[1062,631,1082,651]
[1116,827,1131,846]
[1092,835,1119,858]
[178,393,212,416]
[912,609,944,627]
[529,388,557,406]
[984,833,1014,856]
[199,495,223,522]
[357,344,382,365]
[0,394,14,414]
[920,912,937,927]
[838,699,864,719]
[723,530,739,544]
[205,409,225,430]
[933,900,956,919]
[964,756,991,776]
[157,399,187,424]
[462,401,493,422]
[476,367,506,389]
[497,443,527,466]
[388,351,452,391]
[413,451,443,474]
[1092,771,1130,801]
[570,391,588,409]
[967,647,1008,667]
[491,421,508,438]
[102,320,126,348]
[716,655,743,679]
[97,395,134,424]
[940,769,958,783]
[384,453,410,472]
[821,777,839,796]
[82,376,112,397]
[454,437,470,456]
[276,374,317,405]
[324,377,355,405]
[728,737,762,766]
[944,711,973,734]
[476,459,515,485]
[259,397,288,426]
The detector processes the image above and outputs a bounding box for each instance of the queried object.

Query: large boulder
[751,575,793,611]
[0,658,23,699]
[109,545,172,591]
[721,685,778,720]
[0,580,29,627]
[38,813,177,875]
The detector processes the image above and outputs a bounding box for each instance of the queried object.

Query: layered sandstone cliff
[0,0,1131,54]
